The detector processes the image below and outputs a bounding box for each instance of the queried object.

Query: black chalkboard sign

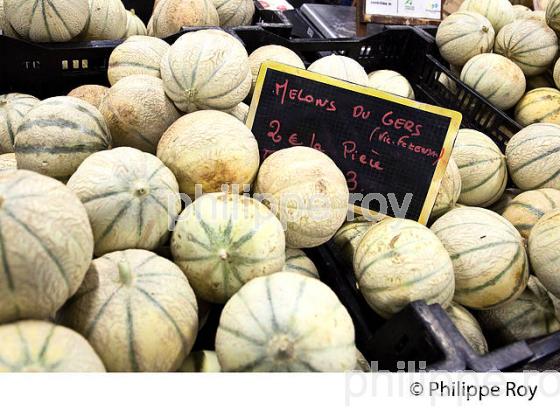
[246,62,462,224]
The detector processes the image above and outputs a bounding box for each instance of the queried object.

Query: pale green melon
[83,0,128,40]
[354,218,455,319]
[367,70,415,99]
[149,0,219,38]
[0,321,105,372]
[215,272,356,372]
[283,249,319,279]
[59,249,199,372]
[213,0,254,27]
[446,302,488,355]
[308,55,369,87]
[123,9,147,38]
[459,0,515,31]
[528,209,560,299]
[514,87,560,126]
[248,45,305,92]
[431,207,529,310]
[0,93,39,154]
[171,193,286,303]
[67,85,108,109]
[431,157,462,219]
[332,217,376,266]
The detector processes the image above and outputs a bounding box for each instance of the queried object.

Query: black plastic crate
[233,25,522,151]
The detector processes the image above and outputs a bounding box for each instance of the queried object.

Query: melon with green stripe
[0,153,15,171]
[68,85,108,109]
[67,147,181,257]
[431,206,529,310]
[494,19,558,76]
[502,188,560,239]
[0,93,40,154]
[215,272,356,372]
[160,29,252,113]
[367,70,415,100]
[476,276,560,343]
[5,0,90,42]
[14,96,112,181]
[99,75,180,154]
[157,110,259,196]
[460,53,526,110]
[283,249,319,279]
[354,218,455,319]
[528,209,560,299]
[171,192,286,303]
[179,350,221,372]
[546,0,560,32]
[431,157,462,219]
[149,0,219,38]
[435,11,495,67]
[82,0,127,40]
[308,55,369,87]
[248,45,305,93]
[506,123,560,190]
[108,35,170,86]
[332,217,376,266]
[451,129,507,207]
[514,87,560,126]
[459,0,514,32]
[213,0,254,27]
[446,302,488,355]
[0,0,19,38]
[123,9,147,38]
[554,58,560,89]
[0,170,94,324]
[59,249,199,372]
[0,321,105,372]
[254,146,350,248]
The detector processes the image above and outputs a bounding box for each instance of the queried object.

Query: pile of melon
[436,0,560,127]
[1,24,560,373]
[0,0,257,42]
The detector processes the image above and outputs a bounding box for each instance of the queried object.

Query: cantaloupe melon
[502,188,560,239]
[451,129,507,207]
[67,147,181,256]
[226,102,249,123]
[367,70,415,99]
[161,29,251,113]
[59,249,199,372]
[431,157,462,219]
[308,55,369,87]
[513,4,533,19]
[67,85,108,109]
[494,19,558,76]
[171,192,286,303]
[554,58,560,89]
[514,87,560,126]
[108,35,170,86]
[0,93,39,154]
[546,0,560,32]
[83,0,127,40]
[490,188,522,214]
[0,153,15,171]
[354,218,455,319]
[248,45,305,92]
[459,0,515,31]
[5,0,90,42]
[0,321,105,372]
[123,9,147,37]
[460,53,526,110]
[332,217,375,266]
[14,96,112,181]
[436,11,495,67]
[528,209,560,298]
[149,0,219,38]
[446,302,488,355]
[99,75,180,154]
[254,146,349,249]
[283,249,319,279]
[213,0,254,27]
[0,170,94,324]
[476,276,560,343]
[431,207,529,310]
[506,123,560,190]
[179,350,221,372]
[157,110,259,196]
[215,272,356,372]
